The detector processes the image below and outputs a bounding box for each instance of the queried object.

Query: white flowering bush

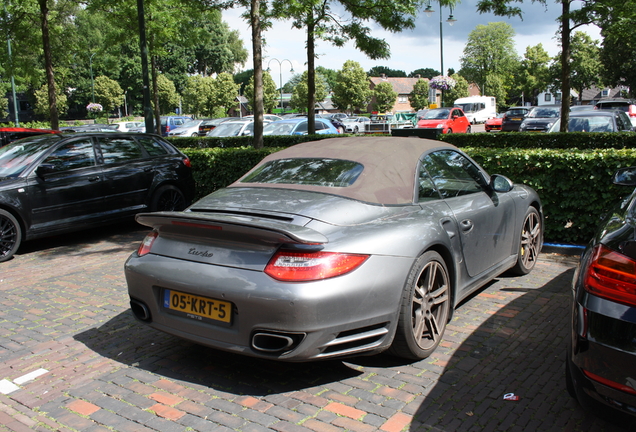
[429,76,456,91]
[86,102,103,113]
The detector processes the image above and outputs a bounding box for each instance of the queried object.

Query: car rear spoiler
[135,211,328,245]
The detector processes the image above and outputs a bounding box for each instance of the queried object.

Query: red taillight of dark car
[265,250,369,282]
[582,369,636,395]
[138,230,159,256]
[584,244,636,306]
[183,157,191,168]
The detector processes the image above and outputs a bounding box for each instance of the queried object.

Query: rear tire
[150,185,187,212]
[466,126,472,133]
[510,207,542,275]
[389,251,450,360]
[0,209,21,263]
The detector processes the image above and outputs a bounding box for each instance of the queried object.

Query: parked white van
[453,96,497,124]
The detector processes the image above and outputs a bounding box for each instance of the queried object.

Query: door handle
[88,176,100,182]
[460,219,474,233]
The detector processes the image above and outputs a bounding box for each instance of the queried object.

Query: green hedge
[177,134,636,245]
[442,131,636,149]
[167,133,343,149]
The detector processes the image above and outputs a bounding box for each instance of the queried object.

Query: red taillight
[183,157,191,168]
[264,250,369,282]
[629,105,636,117]
[582,369,636,395]
[583,244,636,306]
[137,230,158,256]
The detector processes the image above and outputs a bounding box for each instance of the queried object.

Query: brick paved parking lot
[0,222,630,431]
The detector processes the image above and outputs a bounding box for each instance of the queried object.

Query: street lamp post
[89,52,96,103]
[425,2,457,107]
[266,58,294,114]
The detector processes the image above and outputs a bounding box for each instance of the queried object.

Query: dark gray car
[519,105,561,132]
[125,137,543,362]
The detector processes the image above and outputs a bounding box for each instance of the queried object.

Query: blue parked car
[263,118,340,136]
[160,116,192,136]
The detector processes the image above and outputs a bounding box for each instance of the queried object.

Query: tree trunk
[39,0,58,130]
[559,0,571,132]
[151,55,161,135]
[251,0,264,149]
[307,20,315,134]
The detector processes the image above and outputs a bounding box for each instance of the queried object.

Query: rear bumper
[125,252,413,361]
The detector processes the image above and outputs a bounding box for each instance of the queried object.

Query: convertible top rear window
[241,158,363,187]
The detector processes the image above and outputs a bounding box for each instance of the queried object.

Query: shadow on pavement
[74,309,362,396]
[15,220,149,260]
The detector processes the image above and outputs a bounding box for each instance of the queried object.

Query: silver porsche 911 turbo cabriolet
[125,136,543,362]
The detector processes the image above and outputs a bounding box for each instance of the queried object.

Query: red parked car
[0,127,60,147]
[416,108,471,134]
[485,113,504,132]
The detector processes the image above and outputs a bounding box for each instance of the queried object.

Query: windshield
[569,116,613,132]
[177,120,200,129]
[241,158,364,187]
[0,135,60,178]
[263,122,296,135]
[424,109,450,120]
[528,107,560,118]
[208,122,245,137]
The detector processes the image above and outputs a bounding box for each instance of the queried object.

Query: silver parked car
[125,137,543,361]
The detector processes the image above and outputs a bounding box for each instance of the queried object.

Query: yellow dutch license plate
[163,289,231,323]
[511,117,522,121]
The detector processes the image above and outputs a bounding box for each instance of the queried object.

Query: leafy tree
[271,0,426,134]
[548,31,602,104]
[210,72,240,116]
[93,76,124,115]
[475,0,596,131]
[234,69,253,95]
[316,66,338,92]
[459,22,519,101]
[331,60,373,114]
[409,78,430,110]
[409,68,439,79]
[244,72,278,113]
[373,81,398,113]
[516,44,551,105]
[290,71,328,113]
[595,1,636,96]
[182,75,215,117]
[156,74,180,114]
[368,66,407,77]
[444,74,470,104]
[484,74,508,111]
[34,83,67,118]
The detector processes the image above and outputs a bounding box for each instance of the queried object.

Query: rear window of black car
[99,137,143,164]
[241,158,364,187]
[137,136,169,156]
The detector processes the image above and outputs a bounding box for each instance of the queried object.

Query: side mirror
[613,166,636,186]
[36,164,57,177]
[490,174,514,192]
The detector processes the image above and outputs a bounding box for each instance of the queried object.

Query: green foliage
[331,61,373,114]
[409,68,440,79]
[93,76,124,114]
[182,75,215,117]
[409,79,430,111]
[550,32,602,102]
[290,71,328,113]
[463,146,636,244]
[211,72,240,116]
[368,66,407,77]
[244,72,278,112]
[460,22,519,104]
[373,81,398,113]
[156,74,180,114]
[34,84,68,118]
[444,74,469,104]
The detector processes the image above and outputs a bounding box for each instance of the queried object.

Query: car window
[241,158,364,187]
[43,139,96,171]
[417,164,441,202]
[294,121,309,134]
[137,136,169,156]
[421,150,487,198]
[315,120,327,130]
[616,112,632,131]
[173,118,185,127]
[98,137,143,164]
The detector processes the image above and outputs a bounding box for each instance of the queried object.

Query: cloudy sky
[222,0,601,88]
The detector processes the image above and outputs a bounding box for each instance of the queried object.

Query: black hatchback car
[0,132,195,262]
[501,106,533,132]
[567,166,636,427]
